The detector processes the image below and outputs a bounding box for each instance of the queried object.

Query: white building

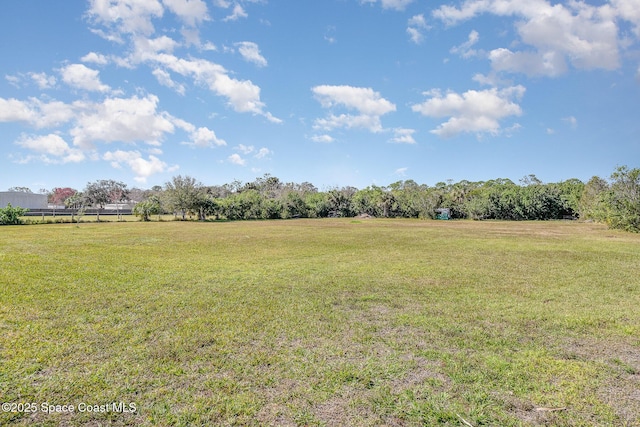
[0,192,48,209]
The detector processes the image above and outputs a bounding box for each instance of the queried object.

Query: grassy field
[1,219,639,426]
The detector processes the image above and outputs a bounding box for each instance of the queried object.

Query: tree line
[4,166,639,232]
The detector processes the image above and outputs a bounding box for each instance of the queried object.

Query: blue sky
[1,0,639,191]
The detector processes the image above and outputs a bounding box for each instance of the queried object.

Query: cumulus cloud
[450,30,480,58]
[390,128,417,144]
[0,97,75,128]
[3,93,223,161]
[86,0,279,122]
[313,85,396,116]
[223,4,247,21]
[16,134,85,163]
[3,92,217,181]
[361,0,414,11]
[103,149,171,182]
[162,0,209,26]
[228,153,246,166]
[81,52,109,65]
[312,85,396,133]
[70,94,175,148]
[60,64,111,92]
[432,0,624,76]
[254,147,270,159]
[152,68,186,94]
[177,124,226,148]
[311,134,335,143]
[135,53,280,122]
[411,86,526,138]
[235,41,267,67]
[489,48,568,77]
[234,144,270,158]
[87,0,164,37]
[407,14,429,44]
[29,72,57,89]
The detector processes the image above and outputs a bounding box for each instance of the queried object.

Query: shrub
[0,203,29,225]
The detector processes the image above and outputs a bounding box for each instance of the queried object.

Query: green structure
[435,208,450,220]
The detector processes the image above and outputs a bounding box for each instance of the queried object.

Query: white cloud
[450,30,480,58]
[228,153,246,166]
[235,41,267,67]
[0,98,35,123]
[311,134,335,143]
[60,64,111,92]
[254,147,270,159]
[0,97,74,128]
[324,26,337,44]
[314,113,385,133]
[234,144,270,158]
[312,85,396,133]
[394,167,408,176]
[128,35,179,64]
[70,95,175,148]
[29,72,57,89]
[212,0,230,8]
[411,86,525,138]
[16,134,85,163]
[86,1,279,123]
[361,0,414,11]
[184,126,226,147]
[223,4,247,21]
[5,75,20,87]
[146,53,280,122]
[313,85,396,116]
[87,0,164,36]
[406,27,423,45]
[407,14,429,44]
[152,68,186,94]
[236,144,255,154]
[162,0,209,26]
[489,48,568,77]
[81,52,109,65]
[103,149,170,182]
[408,14,427,27]
[563,116,578,128]
[390,128,416,144]
[432,0,623,76]
[612,0,640,37]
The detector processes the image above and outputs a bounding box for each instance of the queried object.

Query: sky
[1,0,639,192]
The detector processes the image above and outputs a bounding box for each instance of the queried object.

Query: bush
[0,203,29,225]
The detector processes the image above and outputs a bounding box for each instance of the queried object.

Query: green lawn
[1,219,639,426]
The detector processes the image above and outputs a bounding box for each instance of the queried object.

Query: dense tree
[7,187,32,193]
[327,187,357,217]
[554,178,585,218]
[606,166,640,232]
[164,175,202,220]
[83,180,128,221]
[83,181,109,222]
[579,176,609,222]
[304,192,331,218]
[64,192,85,223]
[49,187,77,218]
[31,167,639,231]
